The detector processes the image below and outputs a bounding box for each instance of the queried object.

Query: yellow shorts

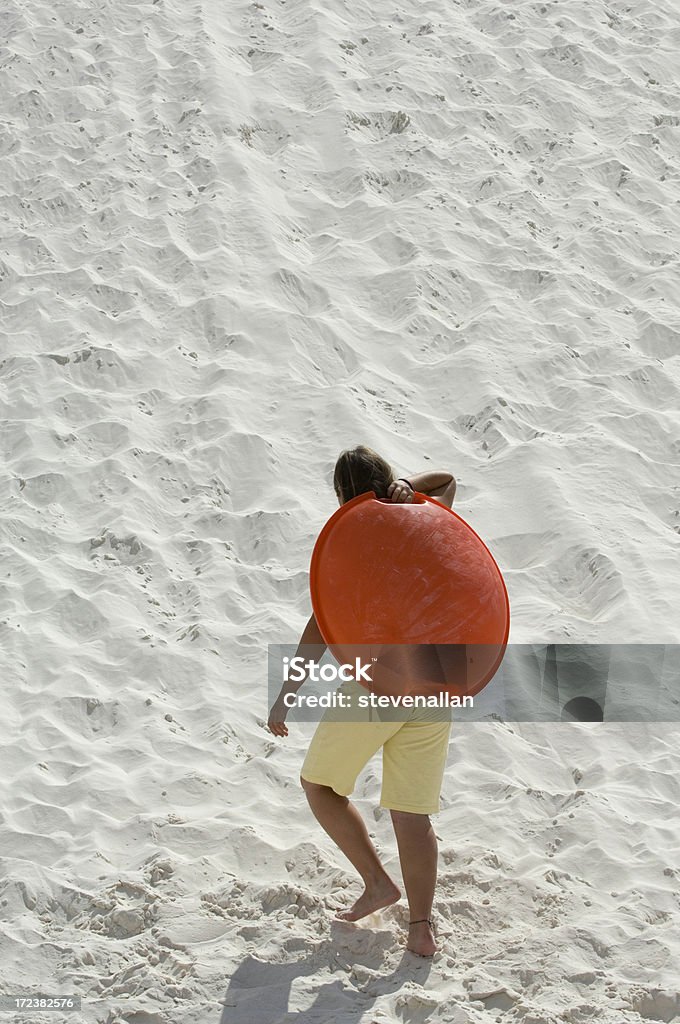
[300,678,452,815]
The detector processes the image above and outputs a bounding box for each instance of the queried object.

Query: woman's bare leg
[300,776,400,920]
[390,810,438,956]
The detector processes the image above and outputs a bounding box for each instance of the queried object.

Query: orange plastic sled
[309,491,510,699]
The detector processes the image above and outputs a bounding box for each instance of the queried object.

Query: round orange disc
[309,491,510,699]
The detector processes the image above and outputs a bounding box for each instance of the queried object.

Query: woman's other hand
[267,696,290,737]
[387,479,414,503]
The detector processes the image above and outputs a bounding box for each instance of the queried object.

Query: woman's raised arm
[389,471,457,508]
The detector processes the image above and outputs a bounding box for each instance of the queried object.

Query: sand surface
[1,0,679,1020]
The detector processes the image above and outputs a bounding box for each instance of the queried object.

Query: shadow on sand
[221,918,434,1023]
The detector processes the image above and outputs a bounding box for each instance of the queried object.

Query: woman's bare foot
[336,875,401,922]
[407,919,437,957]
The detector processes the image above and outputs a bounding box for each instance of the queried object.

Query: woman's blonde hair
[333,445,395,503]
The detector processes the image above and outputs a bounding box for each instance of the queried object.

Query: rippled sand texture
[1,0,679,1020]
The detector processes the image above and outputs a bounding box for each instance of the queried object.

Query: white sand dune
[1,0,679,1020]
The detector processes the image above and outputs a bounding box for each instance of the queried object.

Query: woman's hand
[387,479,414,504]
[267,613,325,737]
[397,471,456,508]
[267,696,290,737]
